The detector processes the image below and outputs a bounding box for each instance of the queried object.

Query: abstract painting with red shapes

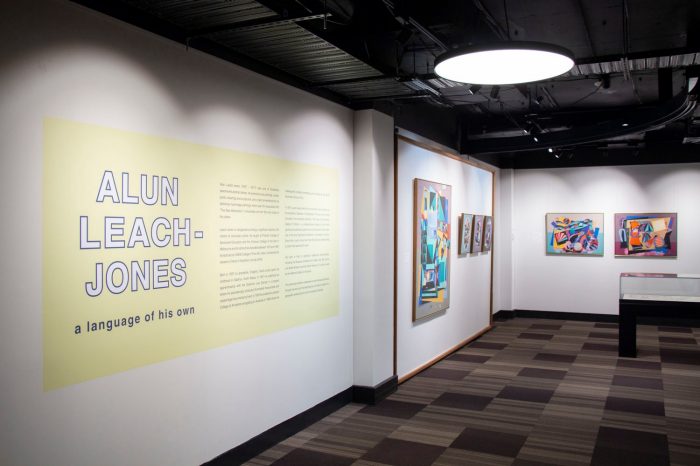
[615,213,677,257]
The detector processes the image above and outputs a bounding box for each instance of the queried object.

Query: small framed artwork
[413,178,452,321]
[458,213,474,255]
[472,215,484,253]
[545,213,604,256]
[614,212,677,257]
[482,216,493,252]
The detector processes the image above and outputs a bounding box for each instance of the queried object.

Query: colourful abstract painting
[615,213,677,257]
[546,213,604,255]
[482,216,493,252]
[414,179,451,320]
[459,213,474,255]
[472,215,484,253]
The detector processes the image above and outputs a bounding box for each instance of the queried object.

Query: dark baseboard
[204,377,401,465]
[204,387,353,465]
[352,375,398,405]
[514,309,618,322]
[495,309,700,327]
[493,310,516,321]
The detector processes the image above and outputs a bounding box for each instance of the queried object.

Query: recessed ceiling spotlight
[554,152,561,159]
[622,122,629,127]
[548,148,553,153]
[533,136,539,142]
[434,42,574,85]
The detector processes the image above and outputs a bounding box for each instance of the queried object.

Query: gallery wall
[0,1,353,465]
[511,163,700,315]
[396,133,494,378]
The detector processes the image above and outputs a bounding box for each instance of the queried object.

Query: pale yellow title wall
[44,118,339,390]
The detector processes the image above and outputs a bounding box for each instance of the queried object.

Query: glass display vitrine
[619,273,700,357]
[620,272,700,302]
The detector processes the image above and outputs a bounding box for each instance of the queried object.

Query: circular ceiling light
[434,42,575,85]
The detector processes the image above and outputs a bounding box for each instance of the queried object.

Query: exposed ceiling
[71,0,700,168]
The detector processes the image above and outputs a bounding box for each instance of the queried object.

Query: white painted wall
[512,163,700,315]
[396,136,494,378]
[353,110,395,387]
[493,168,514,313]
[0,1,353,465]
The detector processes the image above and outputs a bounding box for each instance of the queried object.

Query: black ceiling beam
[477,142,700,170]
[186,13,331,38]
[471,0,509,41]
[461,93,696,154]
[575,46,700,65]
[314,73,441,88]
[350,91,432,105]
[309,75,394,88]
[382,0,448,52]
[576,0,596,56]
[658,68,673,101]
[253,0,400,80]
[68,0,350,107]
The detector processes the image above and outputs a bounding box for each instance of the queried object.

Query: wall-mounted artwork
[458,213,474,255]
[472,215,484,253]
[414,178,451,320]
[615,213,677,257]
[546,213,604,255]
[482,216,493,252]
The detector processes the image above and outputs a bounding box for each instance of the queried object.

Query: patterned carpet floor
[246,318,700,466]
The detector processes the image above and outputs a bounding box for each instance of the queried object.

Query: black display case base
[619,299,700,357]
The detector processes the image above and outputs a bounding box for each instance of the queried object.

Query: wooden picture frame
[458,213,474,255]
[472,215,484,253]
[545,212,604,256]
[413,178,452,321]
[482,216,493,252]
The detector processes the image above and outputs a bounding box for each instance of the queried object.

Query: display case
[619,272,700,357]
[620,272,700,303]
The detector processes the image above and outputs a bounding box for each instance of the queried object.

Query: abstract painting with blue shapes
[414,178,451,320]
[546,213,604,256]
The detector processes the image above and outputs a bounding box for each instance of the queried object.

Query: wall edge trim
[398,325,493,384]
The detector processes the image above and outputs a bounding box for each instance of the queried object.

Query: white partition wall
[511,163,700,315]
[396,134,495,379]
[353,110,395,388]
[0,1,353,465]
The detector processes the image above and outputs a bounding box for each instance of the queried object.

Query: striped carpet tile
[245,318,700,466]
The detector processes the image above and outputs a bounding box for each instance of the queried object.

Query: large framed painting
[458,213,474,255]
[413,178,452,321]
[482,216,493,252]
[614,213,677,257]
[472,215,484,253]
[546,213,604,255]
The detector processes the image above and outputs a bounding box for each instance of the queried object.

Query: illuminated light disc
[435,42,574,85]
